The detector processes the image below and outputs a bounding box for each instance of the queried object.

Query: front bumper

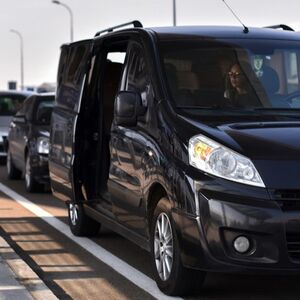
[174,175,300,274]
[0,137,8,157]
[31,154,50,184]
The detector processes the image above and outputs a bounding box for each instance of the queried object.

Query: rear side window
[56,41,91,112]
[0,95,26,116]
[57,46,68,90]
[125,44,151,107]
[65,45,89,86]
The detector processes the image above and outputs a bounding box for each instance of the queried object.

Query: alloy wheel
[7,153,11,175]
[25,156,31,188]
[154,212,174,281]
[69,203,79,226]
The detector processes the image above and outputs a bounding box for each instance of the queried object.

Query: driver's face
[229,64,246,89]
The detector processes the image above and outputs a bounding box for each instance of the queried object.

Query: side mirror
[114,91,146,126]
[12,115,26,124]
[36,106,53,124]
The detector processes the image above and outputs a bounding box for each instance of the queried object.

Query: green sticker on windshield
[253,55,264,77]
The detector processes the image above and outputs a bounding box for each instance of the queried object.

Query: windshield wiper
[176,105,236,109]
[253,107,300,112]
[176,106,219,109]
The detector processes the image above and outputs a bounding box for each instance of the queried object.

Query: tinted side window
[125,44,151,107]
[65,44,89,87]
[57,46,68,91]
[56,41,91,112]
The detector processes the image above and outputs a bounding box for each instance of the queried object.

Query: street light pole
[173,0,177,26]
[10,29,24,91]
[52,0,74,42]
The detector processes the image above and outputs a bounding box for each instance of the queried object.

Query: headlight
[37,137,49,154]
[188,135,265,187]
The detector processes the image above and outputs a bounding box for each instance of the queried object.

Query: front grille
[286,234,300,261]
[273,190,300,211]
[277,201,300,211]
[274,190,300,199]
[272,190,300,262]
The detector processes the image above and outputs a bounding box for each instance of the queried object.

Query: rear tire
[68,202,101,236]
[7,149,21,180]
[150,197,206,296]
[25,154,43,193]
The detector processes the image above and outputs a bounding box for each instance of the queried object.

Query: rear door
[49,40,92,201]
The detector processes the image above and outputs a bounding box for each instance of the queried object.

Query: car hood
[181,117,300,189]
[0,126,10,136]
[0,116,12,136]
[219,121,300,160]
[0,116,12,127]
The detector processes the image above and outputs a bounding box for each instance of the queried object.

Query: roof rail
[265,24,294,31]
[95,20,143,37]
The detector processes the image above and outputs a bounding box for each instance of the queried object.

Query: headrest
[260,66,280,94]
[164,63,178,90]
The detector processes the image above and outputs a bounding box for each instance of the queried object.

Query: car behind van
[0,90,32,161]
[7,93,54,192]
[49,22,300,296]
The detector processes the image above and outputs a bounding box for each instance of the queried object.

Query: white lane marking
[0,183,182,300]
[0,286,26,291]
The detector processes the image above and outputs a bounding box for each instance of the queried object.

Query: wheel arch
[146,182,169,232]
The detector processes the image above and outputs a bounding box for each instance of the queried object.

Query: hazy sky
[1,0,300,90]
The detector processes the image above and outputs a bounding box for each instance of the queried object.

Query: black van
[49,22,300,295]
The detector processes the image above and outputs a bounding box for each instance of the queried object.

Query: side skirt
[83,203,150,252]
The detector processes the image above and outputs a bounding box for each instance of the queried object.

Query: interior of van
[76,41,128,210]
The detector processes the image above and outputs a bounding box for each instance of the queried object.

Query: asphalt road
[0,165,300,300]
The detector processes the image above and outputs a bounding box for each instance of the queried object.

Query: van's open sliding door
[49,40,92,201]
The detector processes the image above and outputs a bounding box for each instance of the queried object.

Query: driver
[225,62,262,107]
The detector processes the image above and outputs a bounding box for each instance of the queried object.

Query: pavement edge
[0,236,58,300]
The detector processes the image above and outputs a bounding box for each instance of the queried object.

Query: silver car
[0,90,32,160]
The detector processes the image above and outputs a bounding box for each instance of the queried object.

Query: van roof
[147,26,300,41]
[64,25,300,49]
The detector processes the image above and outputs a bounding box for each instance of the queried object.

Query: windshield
[0,94,27,116]
[160,39,300,118]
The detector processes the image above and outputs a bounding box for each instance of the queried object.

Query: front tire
[25,154,43,193]
[7,149,22,180]
[68,202,101,236]
[150,197,206,296]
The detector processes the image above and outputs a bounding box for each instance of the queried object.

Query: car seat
[260,66,289,107]
[193,63,225,107]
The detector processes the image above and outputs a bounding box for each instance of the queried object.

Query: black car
[7,93,54,192]
[49,22,300,296]
[0,90,33,161]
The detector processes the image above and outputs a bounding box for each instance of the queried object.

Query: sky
[1,0,300,90]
